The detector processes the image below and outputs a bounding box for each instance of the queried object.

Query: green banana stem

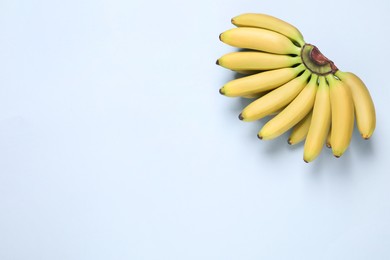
[301,44,338,75]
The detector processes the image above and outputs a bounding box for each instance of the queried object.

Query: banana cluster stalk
[217,13,376,162]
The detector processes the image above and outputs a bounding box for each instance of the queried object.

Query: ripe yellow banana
[258,74,318,140]
[335,71,376,139]
[287,111,312,145]
[240,70,311,121]
[217,51,301,71]
[231,13,305,47]
[219,64,305,97]
[219,27,301,55]
[303,76,331,163]
[327,75,355,157]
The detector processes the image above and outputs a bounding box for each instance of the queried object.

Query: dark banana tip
[219,88,225,95]
[216,59,220,65]
[287,139,292,145]
[257,133,263,140]
[334,155,340,158]
[238,113,244,120]
[304,159,309,163]
[231,18,236,25]
[219,33,223,41]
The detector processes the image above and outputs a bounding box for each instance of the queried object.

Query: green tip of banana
[217,13,376,163]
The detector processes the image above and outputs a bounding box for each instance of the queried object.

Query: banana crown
[217,13,376,162]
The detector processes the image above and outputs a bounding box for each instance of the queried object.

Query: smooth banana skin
[220,64,305,97]
[335,71,376,139]
[288,111,312,145]
[220,27,301,55]
[303,77,331,163]
[240,70,311,121]
[231,13,305,47]
[258,74,318,140]
[217,51,301,71]
[327,75,355,158]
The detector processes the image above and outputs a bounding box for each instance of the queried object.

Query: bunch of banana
[217,13,376,162]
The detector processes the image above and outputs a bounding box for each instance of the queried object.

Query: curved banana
[287,111,312,145]
[335,71,376,139]
[231,13,305,47]
[219,27,301,55]
[327,75,354,157]
[240,70,311,121]
[303,76,331,163]
[220,64,305,97]
[217,51,301,71]
[258,74,318,140]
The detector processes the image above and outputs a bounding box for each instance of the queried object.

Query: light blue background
[1,0,390,259]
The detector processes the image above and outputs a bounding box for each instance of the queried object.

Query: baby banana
[327,75,355,158]
[217,13,376,162]
[335,71,376,139]
[231,13,305,47]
